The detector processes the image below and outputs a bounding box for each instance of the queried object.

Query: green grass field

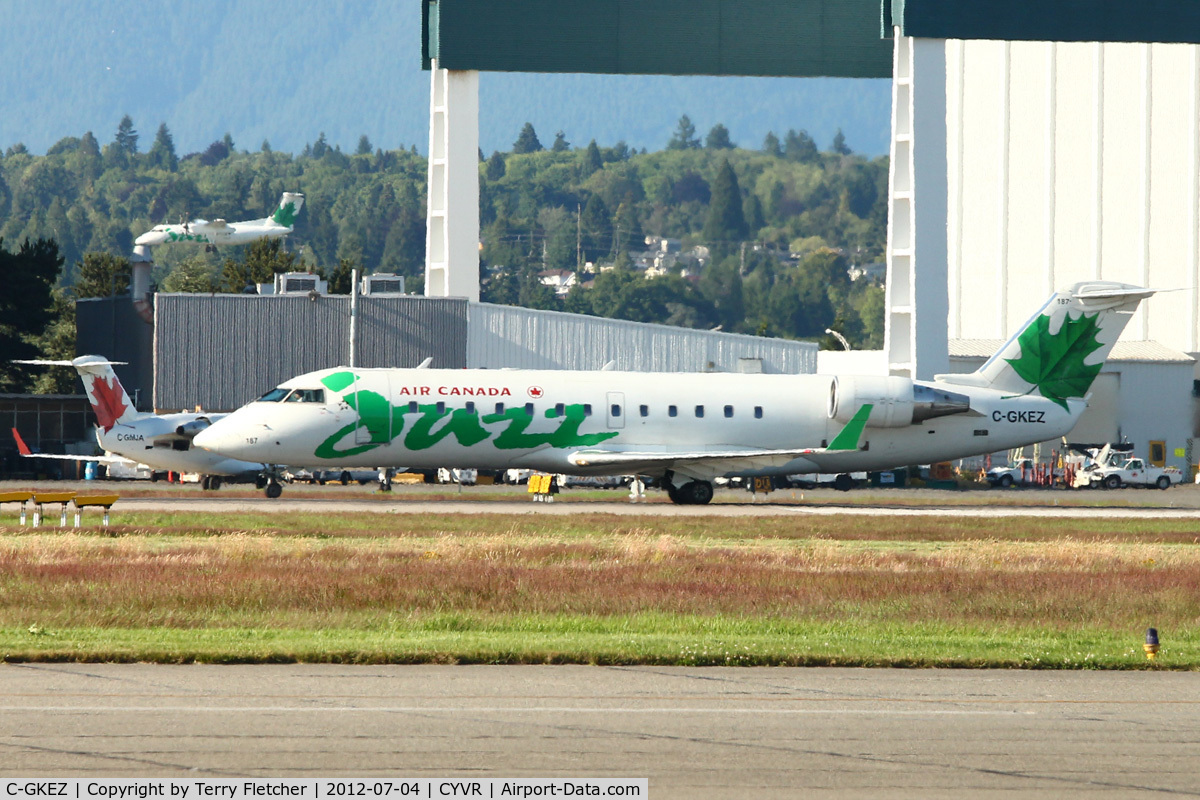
[2,511,1197,668]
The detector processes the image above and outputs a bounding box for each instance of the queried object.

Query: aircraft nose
[193,419,249,457]
[134,231,166,245]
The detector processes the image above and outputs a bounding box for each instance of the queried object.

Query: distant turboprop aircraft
[134,192,304,247]
[193,282,1156,503]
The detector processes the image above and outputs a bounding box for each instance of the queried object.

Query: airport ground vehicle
[1073,457,1183,489]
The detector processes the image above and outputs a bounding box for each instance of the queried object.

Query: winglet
[11,427,32,456]
[827,403,873,451]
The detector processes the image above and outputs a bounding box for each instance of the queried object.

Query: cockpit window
[258,387,290,402]
[284,389,325,403]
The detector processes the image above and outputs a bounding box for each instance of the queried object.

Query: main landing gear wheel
[668,480,714,505]
[833,473,854,492]
[265,481,283,499]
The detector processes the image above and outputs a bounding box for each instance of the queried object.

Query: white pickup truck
[1073,457,1183,490]
[986,458,1039,488]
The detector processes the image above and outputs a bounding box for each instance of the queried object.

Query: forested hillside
[0,116,888,392]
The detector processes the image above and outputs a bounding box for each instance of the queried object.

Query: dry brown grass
[2,530,1198,632]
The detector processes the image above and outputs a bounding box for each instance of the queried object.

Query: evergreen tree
[220,238,297,290]
[702,161,748,250]
[327,258,357,294]
[832,128,852,155]
[743,192,765,236]
[513,123,543,154]
[579,194,611,263]
[705,123,735,149]
[147,123,178,171]
[162,256,217,293]
[583,140,603,176]
[74,252,131,298]
[485,151,506,181]
[762,131,782,157]
[0,237,63,391]
[667,115,700,150]
[356,135,373,156]
[551,131,570,152]
[784,129,819,163]
[114,115,138,155]
[28,287,76,394]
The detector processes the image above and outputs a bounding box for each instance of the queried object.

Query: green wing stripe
[827,403,873,451]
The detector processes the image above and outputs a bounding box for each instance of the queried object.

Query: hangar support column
[884,34,950,381]
[424,61,480,302]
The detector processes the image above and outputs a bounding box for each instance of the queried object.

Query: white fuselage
[193,367,1078,480]
[134,218,292,247]
[98,412,264,477]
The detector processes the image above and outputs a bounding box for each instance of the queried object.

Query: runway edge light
[1144,628,1160,661]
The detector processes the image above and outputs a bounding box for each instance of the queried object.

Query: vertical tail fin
[17,356,141,430]
[950,282,1155,409]
[271,192,304,228]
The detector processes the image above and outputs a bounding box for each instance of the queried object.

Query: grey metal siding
[154,295,468,411]
[355,296,468,369]
[75,297,155,410]
[467,303,817,374]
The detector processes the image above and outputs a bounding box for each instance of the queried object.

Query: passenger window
[553,403,565,417]
[695,405,704,418]
[583,404,592,416]
[465,401,475,414]
[436,401,445,414]
[668,405,677,417]
[495,402,505,414]
[611,404,622,417]
[408,401,418,413]
[524,402,534,416]
[754,406,763,419]
[639,405,648,417]
[724,405,733,418]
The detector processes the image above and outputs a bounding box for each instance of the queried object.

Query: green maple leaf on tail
[1004,312,1104,411]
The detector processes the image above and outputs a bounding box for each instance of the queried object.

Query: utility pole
[576,203,582,270]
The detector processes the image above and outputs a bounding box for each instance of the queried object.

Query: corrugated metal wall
[467,303,818,374]
[75,297,155,410]
[154,295,467,411]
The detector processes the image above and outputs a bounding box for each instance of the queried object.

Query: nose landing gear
[257,466,285,498]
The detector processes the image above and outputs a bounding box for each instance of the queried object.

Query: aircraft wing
[11,428,128,464]
[566,403,874,475]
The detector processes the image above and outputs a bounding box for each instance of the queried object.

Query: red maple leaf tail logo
[86,374,132,432]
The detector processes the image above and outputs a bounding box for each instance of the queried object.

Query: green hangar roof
[890,0,1200,44]
[423,0,1200,80]
[422,0,894,78]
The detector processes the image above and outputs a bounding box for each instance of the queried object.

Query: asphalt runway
[1,665,1198,797]
[114,495,1200,518]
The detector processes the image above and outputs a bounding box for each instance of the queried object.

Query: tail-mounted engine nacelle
[175,417,212,438]
[828,377,971,428]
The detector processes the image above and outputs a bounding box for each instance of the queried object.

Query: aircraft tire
[201,476,210,490]
[1157,476,1171,490]
[209,476,221,490]
[265,481,283,499]
[665,483,682,504]
[833,473,854,492]
[340,471,351,485]
[683,480,714,505]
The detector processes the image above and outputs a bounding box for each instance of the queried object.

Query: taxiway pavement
[2,665,1198,797]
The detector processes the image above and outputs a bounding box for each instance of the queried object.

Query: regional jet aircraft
[14,356,263,489]
[193,282,1155,503]
[134,192,303,247]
